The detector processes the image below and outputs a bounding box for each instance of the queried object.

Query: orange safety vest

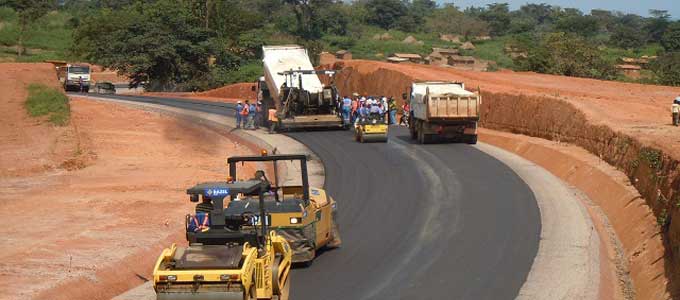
[240,105,249,116]
[268,109,278,122]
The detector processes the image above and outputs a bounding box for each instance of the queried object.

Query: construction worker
[247,100,256,129]
[342,95,352,125]
[351,96,359,124]
[673,97,680,126]
[255,101,263,129]
[388,97,397,125]
[369,101,383,115]
[400,100,410,126]
[241,100,250,128]
[78,76,84,93]
[236,100,244,129]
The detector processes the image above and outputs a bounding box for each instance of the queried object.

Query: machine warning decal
[205,188,230,197]
[311,189,320,196]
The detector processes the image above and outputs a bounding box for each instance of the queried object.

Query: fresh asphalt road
[79,94,541,300]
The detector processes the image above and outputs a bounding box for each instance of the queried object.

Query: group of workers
[235,99,263,129]
[341,93,410,126]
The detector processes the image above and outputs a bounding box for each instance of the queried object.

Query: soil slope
[0,64,260,300]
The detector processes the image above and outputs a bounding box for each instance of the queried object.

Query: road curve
[78,94,541,299]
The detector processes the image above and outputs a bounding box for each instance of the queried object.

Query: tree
[3,0,52,56]
[661,22,680,52]
[478,3,511,36]
[610,14,646,49]
[518,3,553,25]
[364,0,407,30]
[646,9,670,43]
[73,0,216,91]
[425,4,488,38]
[554,15,599,37]
[515,32,616,80]
[650,52,680,86]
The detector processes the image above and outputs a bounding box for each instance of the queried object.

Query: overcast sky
[438,1,680,18]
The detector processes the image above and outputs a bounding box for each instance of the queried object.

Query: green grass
[25,83,70,126]
[0,8,76,62]
[324,27,461,60]
[462,37,516,69]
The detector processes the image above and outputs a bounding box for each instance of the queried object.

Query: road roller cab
[224,153,341,264]
[153,180,292,300]
[355,114,388,143]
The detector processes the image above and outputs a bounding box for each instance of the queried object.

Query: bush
[24,83,70,126]
[650,52,680,86]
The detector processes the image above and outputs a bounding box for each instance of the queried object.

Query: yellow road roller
[153,180,292,300]
[224,153,341,265]
[355,114,388,143]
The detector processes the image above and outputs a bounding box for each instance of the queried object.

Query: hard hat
[237,100,242,104]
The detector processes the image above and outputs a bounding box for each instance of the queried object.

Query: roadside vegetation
[24,83,70,126]
[1,1,679,89]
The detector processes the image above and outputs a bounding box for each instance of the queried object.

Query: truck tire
[409,119,417,139]
[466,135,478,145]
[417,129,425,144]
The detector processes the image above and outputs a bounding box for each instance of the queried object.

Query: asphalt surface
[79,93,541,300]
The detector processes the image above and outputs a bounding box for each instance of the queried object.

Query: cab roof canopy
[187,180,263,196]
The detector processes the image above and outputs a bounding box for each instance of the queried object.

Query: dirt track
[0,63,261,300]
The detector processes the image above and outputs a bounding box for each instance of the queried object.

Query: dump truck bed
[411,82,480,121]
[262,45,324,101]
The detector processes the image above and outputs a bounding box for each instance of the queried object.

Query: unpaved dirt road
[0,64,261,300]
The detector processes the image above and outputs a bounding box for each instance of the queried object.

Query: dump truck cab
[153,179,292,300]
[225,153,341,264]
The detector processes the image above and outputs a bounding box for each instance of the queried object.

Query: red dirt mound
[326,59,680,299]
[198,82,256,100]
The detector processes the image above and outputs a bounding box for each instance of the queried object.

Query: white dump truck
[57,64,91,92]
[407,81,481,144]
[255,45,344,131]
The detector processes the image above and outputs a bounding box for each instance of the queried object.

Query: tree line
[3,0,679,89]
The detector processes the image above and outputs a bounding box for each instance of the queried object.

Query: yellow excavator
[152,179,292,300]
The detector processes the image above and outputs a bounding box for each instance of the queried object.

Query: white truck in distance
[57,64,91,92]
[407,81,481,144]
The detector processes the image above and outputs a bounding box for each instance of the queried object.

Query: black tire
[466,135,478,145]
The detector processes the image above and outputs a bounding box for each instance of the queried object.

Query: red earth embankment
[143,82,255,103]
[328,59,680,299]
[197,82,256,100]
[0,63,263,300]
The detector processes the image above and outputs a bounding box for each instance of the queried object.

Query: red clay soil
[0,63,78,178]
[141,82,256,103]
[198,82,256,100]
[326,60,680,299]
[0,65,262,300]
[143,82,254,103]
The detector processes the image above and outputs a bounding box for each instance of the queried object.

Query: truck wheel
[409,123,417,139]
[417,130,425,144]
[467,135,478,145]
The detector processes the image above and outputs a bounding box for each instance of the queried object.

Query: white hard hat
[237,100,242,104]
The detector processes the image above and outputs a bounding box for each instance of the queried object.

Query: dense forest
[1,0,679,90]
